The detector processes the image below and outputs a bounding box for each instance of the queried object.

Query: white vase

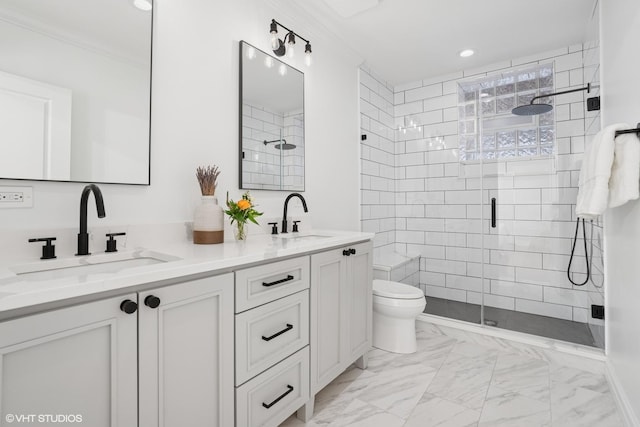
[193,196,224,244]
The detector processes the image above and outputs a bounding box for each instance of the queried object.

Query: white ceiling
[281,0,596,86]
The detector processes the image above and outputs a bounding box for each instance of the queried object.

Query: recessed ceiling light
[133,0,152,11]
[459,49,474,58]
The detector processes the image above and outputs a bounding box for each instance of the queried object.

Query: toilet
[372,279,426,354]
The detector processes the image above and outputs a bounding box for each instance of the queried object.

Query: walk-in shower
[359,40,605,349]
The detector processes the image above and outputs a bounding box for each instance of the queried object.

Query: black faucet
[282,193,308,233]
[76,184,106,256]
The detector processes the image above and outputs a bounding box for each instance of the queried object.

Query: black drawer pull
[262,385,294,409]
[262,324,293,341]
[349,248,356,255]
[342,249,350,256]
[262,275,294,287]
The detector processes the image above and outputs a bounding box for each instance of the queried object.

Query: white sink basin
[278,234,332,241]
[8,250,180,282]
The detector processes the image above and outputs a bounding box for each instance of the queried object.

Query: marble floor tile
[404,392,481,427]
[478,385,551,427]
[426,351,496,410]
[279,324,624,427]
[550,382,623,427]
[491,353,550,403]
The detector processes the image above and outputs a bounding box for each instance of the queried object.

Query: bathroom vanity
[0,230,373,427]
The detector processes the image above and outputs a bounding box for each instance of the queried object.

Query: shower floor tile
[280,321,622,427]
[423,296,598,348]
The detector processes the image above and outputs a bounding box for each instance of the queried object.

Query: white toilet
[372,279,426,354]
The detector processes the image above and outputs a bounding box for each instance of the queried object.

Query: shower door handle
[491,198,496,228]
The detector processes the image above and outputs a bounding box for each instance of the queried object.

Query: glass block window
[458,63,555,162]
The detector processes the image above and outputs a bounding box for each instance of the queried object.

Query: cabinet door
[346,241,373,362]
[138,273,234,427]
[310,248,348,393]
[0,294,138,427]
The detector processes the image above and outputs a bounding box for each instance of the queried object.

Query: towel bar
[614,123,640,137]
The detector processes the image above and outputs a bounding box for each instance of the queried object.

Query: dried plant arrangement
[195,165,220,196]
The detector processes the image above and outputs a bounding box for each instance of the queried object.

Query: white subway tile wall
[359,41,603,326]
[242,103,304,190]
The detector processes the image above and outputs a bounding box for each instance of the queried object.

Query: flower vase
[234,222,248,241]
[193,196,224,244]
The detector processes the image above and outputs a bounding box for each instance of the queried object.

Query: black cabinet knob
[350,248,356,255]
[120,299,138,314]
[144,295,161,309]
[342,249,351,256]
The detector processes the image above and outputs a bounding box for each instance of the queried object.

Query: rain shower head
[264,139,297,150]
[511,83,591,116]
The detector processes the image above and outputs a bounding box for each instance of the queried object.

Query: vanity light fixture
[269,19,312,66]
[133,0,152,11]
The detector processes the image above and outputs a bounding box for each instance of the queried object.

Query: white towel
[575,124,625,219]
[609,127,640,208]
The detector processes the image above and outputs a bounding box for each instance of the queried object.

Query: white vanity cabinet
[0,294,138,427]
[138,273,234,427]
[309,241,373,395]
[0,273,234,427]
[234,256,311,427]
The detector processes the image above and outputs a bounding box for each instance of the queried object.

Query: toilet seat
[373,280,424,299]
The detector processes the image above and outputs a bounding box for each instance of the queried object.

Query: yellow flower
[237,199,251,210]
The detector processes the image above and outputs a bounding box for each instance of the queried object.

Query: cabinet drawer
[235,256,309,312]
[236,347,309,427]
[236,290,309,385]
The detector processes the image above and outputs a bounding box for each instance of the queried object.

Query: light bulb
[270,34,279,51]
[287,44,295,58]
[305,51,312,67]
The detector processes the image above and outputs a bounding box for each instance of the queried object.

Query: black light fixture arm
[530,83,590,105]
[271,19,310,44]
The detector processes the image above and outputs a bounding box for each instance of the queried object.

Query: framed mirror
[0,0,152,185]
[239,40,304,191]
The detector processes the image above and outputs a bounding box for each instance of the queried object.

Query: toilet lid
[373,280,424,299]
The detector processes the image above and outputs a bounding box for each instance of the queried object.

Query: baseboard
[605,361,640,427]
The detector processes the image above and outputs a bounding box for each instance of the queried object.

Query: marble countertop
[0,229,373,319]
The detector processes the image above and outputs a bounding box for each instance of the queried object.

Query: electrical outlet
[0,186,33,208]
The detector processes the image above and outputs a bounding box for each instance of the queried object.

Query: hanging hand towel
[608,126,640,208]
[575,124,625,218]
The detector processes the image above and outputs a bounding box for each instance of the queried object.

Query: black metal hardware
[614,123,640,138]
[491,198,496,228]
[28,237,57,260]
[268,222,279,235]
[262,385,294,409]
[350,248,356,255]
[282,193,308,234]
[361,134,367,141]
[292,220,301,232]
[262,275,294,287]
[120,299,138,314]
[144,295,161,309]
[105,232,126,253]
[343,249,351,256]
[591,304,605,320]
[261,324,293,341]
[586,96,600,111]
[77,184,106,256]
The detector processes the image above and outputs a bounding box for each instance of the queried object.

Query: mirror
[239,41,304,191]
[0,0,152,185]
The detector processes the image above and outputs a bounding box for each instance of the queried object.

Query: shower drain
[484,319,498,327]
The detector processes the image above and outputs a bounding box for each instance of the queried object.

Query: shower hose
[567,218,591,286]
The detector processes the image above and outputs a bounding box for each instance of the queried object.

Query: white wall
[0,0,362,241]
[601,0,640,423]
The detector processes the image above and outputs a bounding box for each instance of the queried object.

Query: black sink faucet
[76,184,106,256]
[282,193,308,233]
